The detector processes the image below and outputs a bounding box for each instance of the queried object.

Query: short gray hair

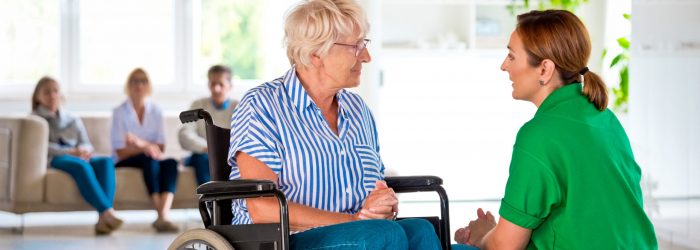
[284,0,369,68]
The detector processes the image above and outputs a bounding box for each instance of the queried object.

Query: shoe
[152,219,179,233]
[107,216,124,231]
[95,220,113,235]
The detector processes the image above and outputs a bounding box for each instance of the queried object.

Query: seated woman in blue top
[110,68,179,232]
[227,0,442,249]
[32,76,123,235]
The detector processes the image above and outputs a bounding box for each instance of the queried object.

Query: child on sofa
[31,76,123,235]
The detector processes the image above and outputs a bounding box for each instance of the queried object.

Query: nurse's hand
[463,208,497,246]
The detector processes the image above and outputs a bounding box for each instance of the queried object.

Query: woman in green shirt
[453,10,657,249]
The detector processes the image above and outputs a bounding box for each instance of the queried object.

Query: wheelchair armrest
[196,179,277,195]
[385,175,442,191]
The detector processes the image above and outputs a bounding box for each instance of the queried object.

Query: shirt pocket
[353,144,383,182]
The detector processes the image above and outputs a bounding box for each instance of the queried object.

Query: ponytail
[581,71,608,111]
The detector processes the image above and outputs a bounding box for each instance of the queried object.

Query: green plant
[201,0,262,79]
[602,14,631,112]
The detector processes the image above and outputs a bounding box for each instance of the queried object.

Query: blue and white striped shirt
[228,68,384,225]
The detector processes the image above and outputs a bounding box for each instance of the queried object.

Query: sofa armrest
[0,115,48,207]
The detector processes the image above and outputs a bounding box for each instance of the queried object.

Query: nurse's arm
[479,217,531,250]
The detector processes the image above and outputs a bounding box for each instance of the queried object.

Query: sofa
[0,113,200,214]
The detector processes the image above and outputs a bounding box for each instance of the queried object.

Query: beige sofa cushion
[46,166,198,208]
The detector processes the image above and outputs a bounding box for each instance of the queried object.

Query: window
[79,0,175,86]
[198,0,263,82]
[196,0,292,85]
[0,0,59,86]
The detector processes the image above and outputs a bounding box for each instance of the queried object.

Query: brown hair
[516,9,608,111]
[124,68,152,96]
[31,76,58,111]
[207,65,233,82]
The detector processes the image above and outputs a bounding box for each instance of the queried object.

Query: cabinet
[379,0,520,52]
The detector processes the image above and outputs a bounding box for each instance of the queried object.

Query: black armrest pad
[385,176,443,189]
[196,179,277,195]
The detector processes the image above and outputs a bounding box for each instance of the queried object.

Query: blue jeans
[452,244,480,250]
[184,153,210,185]
[290,218,441,250]
[51,155,115,213]
[116,153,178,194]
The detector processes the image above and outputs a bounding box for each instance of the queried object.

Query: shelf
[379,1,517,51]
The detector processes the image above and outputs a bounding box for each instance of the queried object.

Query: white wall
[629,0,700,199]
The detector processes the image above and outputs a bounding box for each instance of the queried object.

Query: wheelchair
[169,109,453,250]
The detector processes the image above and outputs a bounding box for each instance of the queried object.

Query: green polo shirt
[500,83,657,249]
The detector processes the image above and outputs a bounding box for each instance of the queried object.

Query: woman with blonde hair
[32,76,123,235]
[453,10,657,249]
[111,68,179,232]
[227,0,444,249]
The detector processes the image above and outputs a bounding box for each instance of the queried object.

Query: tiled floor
[1,199,697,249]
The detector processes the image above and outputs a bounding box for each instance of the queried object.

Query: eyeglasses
[333,39,371,57]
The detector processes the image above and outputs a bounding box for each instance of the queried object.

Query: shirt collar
[211,98,230,110]
[283,67,349,118]
[536,83,583,115]
[126,98,151,115]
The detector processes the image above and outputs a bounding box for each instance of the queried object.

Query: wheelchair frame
[174,109,452,250]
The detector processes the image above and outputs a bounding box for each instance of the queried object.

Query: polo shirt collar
[537,83,583,115]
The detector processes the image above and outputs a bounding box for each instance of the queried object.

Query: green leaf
[617,37,630,49]
[623,13,631,20]
[610,53,624,68]
[601,48,607,61]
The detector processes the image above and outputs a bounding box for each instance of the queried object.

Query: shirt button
[340,149,346,155]
[345,187,352,194]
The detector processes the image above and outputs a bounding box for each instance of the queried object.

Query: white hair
[284,0,369,68]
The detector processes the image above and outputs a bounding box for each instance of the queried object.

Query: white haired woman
[227,0,442,249]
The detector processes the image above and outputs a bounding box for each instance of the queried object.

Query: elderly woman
[111,68,180,232]
[227,0,441,249]
[453,10,657,249]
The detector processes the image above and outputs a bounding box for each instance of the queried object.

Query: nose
[359,48,371,63]
[500,58,507,72]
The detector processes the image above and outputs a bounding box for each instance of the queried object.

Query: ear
[310,53,323,68]
[539,59,557,84]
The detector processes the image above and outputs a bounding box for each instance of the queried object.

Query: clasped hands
[353,180,399,221]
[454,208,497,247]
[68,147,92,161]
[126,133,163,159]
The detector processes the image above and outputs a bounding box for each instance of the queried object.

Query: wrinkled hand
[357,180,398,220]
[456,208,497,246]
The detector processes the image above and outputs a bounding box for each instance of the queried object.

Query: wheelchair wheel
[168,228,234,250]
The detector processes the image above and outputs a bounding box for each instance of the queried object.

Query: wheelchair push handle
[179,109,214,125]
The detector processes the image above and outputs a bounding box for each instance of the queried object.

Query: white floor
[0,199,697,249]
